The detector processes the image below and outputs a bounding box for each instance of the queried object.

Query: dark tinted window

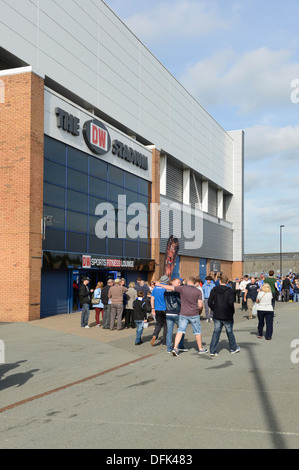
[89,157,107,179]
[67,189,88,213]
[44,136,66,164]
[43,228,65,251]
[67,168,88,193]
[66,232,87,253]
[67,146,88,172]
[66,211,88,233]
[139,242,151,259]
[43,206,65,230]
[89,176,107,199]
[108,238,123,257]
[44,160,66,186]
[108,165,124,186]
[44,183,65,208]
[89,235,107,255]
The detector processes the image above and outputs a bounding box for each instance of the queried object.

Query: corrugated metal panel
[160,196,233,260]
[166,161,183,202]
[41,270,68,317]
[208,186,217,217]
[190,172,202,205]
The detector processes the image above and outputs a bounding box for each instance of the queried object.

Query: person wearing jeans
[208,274,240,356]
[79,276,94,328]
[209,319,238,354]
[133,291,147,345]
[156,276,208,356]
[256,282,274,340]
[165,278,186,353]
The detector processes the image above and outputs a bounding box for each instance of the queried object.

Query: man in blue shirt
[202,276,215,322]
[150,275,168,346]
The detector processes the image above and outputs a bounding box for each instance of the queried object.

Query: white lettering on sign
[91,123,108,152]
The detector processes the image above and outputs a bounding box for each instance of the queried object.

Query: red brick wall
[0,71,44,322]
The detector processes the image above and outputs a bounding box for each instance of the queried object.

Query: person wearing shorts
[155,276,208,356]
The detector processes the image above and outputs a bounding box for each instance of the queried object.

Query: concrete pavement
[0,302,299,449]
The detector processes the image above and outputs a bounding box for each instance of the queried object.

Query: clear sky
[105,0,299,254]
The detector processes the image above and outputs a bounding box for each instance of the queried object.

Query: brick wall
[0,71,44,322]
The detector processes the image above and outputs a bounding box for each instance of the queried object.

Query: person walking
[108,278,128,330]
[101,279,114,329]
[208,274,240,356]
[150,275,168,346]
[132,291,148,345]
[293,281,299,302]
[164,278,187,353]
[244,277,260,319]
[282,275,292,303]
[240,275,249,312]
[79,276,94,328]
[264,270,278,309]
[156,276,208,356]
[93,281,104,327]
[202,275,215,322]
[256,282,274,340]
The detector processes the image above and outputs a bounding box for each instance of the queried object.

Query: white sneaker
[85,325,90,329]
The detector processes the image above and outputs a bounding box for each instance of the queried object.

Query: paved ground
[0,302,299,450]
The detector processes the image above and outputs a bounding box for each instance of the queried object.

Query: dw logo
[0,340,5,364]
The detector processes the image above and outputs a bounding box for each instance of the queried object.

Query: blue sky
[105,0,299,254]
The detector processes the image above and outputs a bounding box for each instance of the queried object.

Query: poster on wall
[164,235,179,279]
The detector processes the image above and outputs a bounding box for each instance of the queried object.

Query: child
[133,291,148,345]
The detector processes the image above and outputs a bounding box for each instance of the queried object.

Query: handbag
[91,293,101,305]
[252,303,258,316]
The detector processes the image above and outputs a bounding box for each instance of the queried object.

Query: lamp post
[280,225,285,277]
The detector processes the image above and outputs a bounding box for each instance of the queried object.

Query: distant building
[244,253,299,277]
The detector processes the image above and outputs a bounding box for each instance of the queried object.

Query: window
[44,160,65,186]
[66,211,88,233]
[44,183,65,208]
[67,189,88,213]
[44,137,152,258]
[67,168,88,193]
[44,136,66,164]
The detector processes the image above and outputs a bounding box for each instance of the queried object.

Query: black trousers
[152,310,167,344]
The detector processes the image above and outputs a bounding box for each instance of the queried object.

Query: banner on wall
[164,235,179,279]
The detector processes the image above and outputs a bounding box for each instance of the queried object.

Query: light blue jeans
[293,293,299,302]
[166,314,185,352]
[177,314,202,336]
[210,319,237,354]
[135,320,144,344]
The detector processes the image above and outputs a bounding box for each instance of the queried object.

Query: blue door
[40,270,69,317]
[200,259,207,281]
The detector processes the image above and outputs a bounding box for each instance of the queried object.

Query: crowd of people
[78,269,296,355]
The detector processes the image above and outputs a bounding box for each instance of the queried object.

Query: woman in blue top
[94,281,104,327]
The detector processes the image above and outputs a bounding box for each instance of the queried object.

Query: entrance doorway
[69,269,125,313]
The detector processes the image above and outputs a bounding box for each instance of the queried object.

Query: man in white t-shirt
[239,275,249,312]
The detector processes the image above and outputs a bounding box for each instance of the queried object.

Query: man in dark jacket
[208,274,240,356]
[79,276,93,328]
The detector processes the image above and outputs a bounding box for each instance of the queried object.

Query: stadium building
[0,0,244,321]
